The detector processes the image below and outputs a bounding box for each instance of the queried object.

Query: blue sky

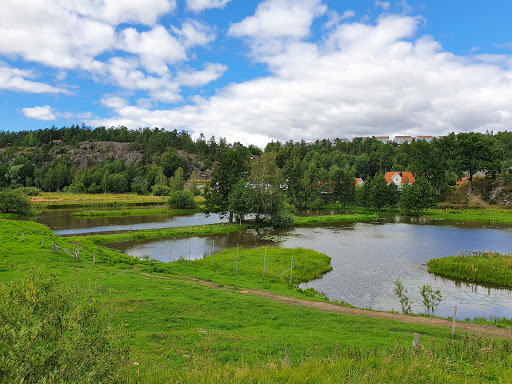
[1,0,511,147]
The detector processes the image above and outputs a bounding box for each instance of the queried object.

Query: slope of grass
[2,218,512,382]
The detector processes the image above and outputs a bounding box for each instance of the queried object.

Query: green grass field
[2,218,512,382]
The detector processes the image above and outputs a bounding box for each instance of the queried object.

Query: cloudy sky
[1,0,512,147]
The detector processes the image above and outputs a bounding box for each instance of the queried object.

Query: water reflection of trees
[440,275,512,296]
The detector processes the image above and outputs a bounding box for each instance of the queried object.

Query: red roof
[456,177,469,186]
[384,171,415,184]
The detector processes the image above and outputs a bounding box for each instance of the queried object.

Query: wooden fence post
[452,306,457,336]
[263,247,266,278]
[413,333,420,349]
[285,347,290,367]
[236,244,239,274]
[21,233,24,241]
[290,256,294,286]
[93,253,96,265]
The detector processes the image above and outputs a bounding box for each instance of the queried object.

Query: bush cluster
[0,268,125,383]
[168,190,197,209]
[0,190,32,215]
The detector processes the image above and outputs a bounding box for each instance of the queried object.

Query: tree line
[0,126,511,218]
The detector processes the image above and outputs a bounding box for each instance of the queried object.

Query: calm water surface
[29,209,228,235]
[108,217,512,320]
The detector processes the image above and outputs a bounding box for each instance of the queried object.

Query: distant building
[416,136,434,143]
[375,136,389,144]
[52,140,63,144]
[456,177,469,186]
[333,138,348,143]
[393,136,413,145]
[352,137,369,142]
[384,171,415,188]
[355,178,364,186]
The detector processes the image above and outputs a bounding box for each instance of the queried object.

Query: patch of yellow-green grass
[32,192,167,208]
[423,208,512,224]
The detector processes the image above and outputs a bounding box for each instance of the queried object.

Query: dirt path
[141,273,512,339]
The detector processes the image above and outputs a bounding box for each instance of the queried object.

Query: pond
[28,208,228,235]
[107,217,512,320]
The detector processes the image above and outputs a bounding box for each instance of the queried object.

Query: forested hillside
[0,126,511,211]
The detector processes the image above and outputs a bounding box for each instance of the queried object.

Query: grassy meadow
[2,215,512,382]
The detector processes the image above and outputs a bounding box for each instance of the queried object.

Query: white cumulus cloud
[0,64,68,94]
[186,0,231,12]
[171,20,216,48]
[89,13,512,148]
[0,1,115,70]
[57,0,176,26]
[229,0,327,39]
[117,26,187,75]
[176,63,228,87]
[375,1,391,10]
[22,105,56,121]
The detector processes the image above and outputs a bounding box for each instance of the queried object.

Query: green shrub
[86,182,103,194]
[65,182,86,193]
[0,190,32,215]
[168,190,197,209]
[151,184,172,196]
[0,268,125,383]
[270,202,295,228]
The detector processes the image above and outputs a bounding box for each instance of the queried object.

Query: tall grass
[125,335,512,383]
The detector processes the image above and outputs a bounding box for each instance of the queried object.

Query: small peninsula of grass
[77,222,248,245]
[293,213,378,225]
[428,252,512,288]
[155,246,334,297]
